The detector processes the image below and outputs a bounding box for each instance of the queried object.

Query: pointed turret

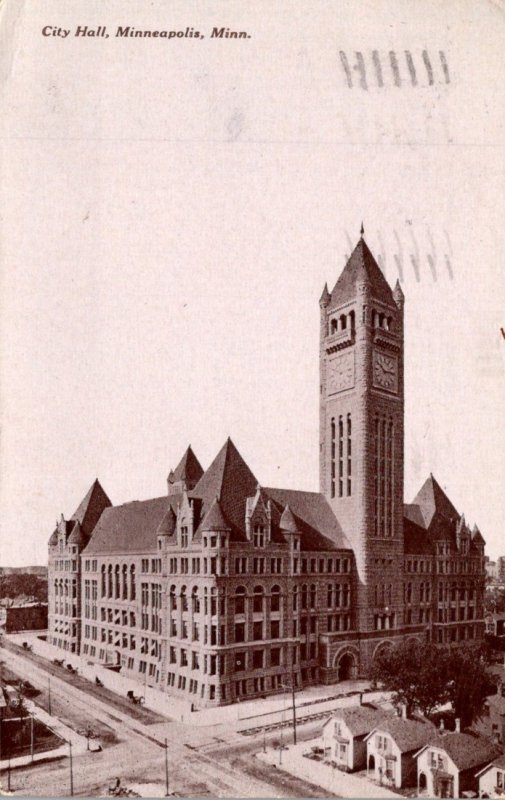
[192,438,258,532]
[68,520,87,547]
[200,497,231,532]
[471,523,485,545]
[71,479,112,538]
[48,528,58,547]
[328,236,394,310]
[393,278,404,308]
[279,504,298,534]
[168,445,203,495]
[319,283,330,308]
[411,474,459,528]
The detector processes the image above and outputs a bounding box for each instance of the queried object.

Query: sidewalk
[257,742,402,798]
[0,696,91,772]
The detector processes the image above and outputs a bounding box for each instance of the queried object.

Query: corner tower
[319,231,405,633]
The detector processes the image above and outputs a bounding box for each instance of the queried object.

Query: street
[0,643,336,797]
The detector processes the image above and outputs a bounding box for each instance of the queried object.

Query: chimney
[455,719,461,733]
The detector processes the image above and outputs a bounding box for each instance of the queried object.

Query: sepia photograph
[0,0,504,797]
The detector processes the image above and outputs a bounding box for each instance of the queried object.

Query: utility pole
[69,740,74,796]
[30,712,34,762]
[290,654,297,745]
[164,738,169,796]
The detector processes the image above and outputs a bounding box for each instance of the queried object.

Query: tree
[370,639,494,725]
[370,639,450,717]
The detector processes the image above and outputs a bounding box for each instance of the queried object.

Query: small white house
[415,730,501,798]
[321,705,394,772]
[365,716,436,789]
[476,753,505,797]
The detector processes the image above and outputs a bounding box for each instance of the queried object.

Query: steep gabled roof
[279,504,298,534]
[417,732,501,772]
[169,445,203,487]
[476,753,505,777]
[264,487,351,551]
[472,524,485,545]
[192,438,258,537]
[83,494,183,555]
[411,474,459,528]
[70,479,112,538]
[403,516,433,555]
[328,237,394,310]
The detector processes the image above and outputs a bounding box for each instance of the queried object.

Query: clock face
[327,352,354,394]
[373,351,398,393]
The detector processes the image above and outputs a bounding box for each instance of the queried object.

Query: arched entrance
[372,640,394,663]
[368,754,375,774]
[337,651,358,681]
[419,772,427,793]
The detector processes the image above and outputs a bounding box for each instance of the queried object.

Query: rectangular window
[271,647,281,667]
[252,650,264,670]
[253,620,263,640]
[235,622,245,643]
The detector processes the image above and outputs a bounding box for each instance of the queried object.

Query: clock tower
[319,231,405,636]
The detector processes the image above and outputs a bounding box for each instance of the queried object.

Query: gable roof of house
[328,237,394,310]
[367,717,436,753]
[476,753,505,777]
[327,705,395,738]
[417,732,502,772]
[264,487,351,551]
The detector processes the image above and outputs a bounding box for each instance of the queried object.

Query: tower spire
[360,221,364,238]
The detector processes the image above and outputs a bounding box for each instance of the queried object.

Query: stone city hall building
[47,234,486,707]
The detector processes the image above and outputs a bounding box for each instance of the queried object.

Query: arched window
[122,564,128,599]
[347,413,352,496]
[378,313,384,328]
[114,564,120,599]
[234,585,246,615]
[340,314,347,330]
[253,585,264,613]
[301,583,308,610]
[130,564,136,600]
[271,585,281,612]
[64,579,69,597]
[181,585,188,612]
[169,584,177,612]
[292,584,298,611]
[107,565,113,598]
[331,318,338,334]
[349,310,355,332]
[54,579,58,596]
[331,418,336,499]
[191,586,200,613]
[101,565,106,598]
[310,584,317,608]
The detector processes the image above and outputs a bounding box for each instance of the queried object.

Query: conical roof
[200,497,231,531]
[280,504,298,533]
[471,523,485,544]
[71,479,112,538]
[192,438,258,534]
[169,446,203,487]
[157,505,177,536]
[48,528,58,546]
[411,474,459,528]
[329,237,394,309]
[68,520,87,547]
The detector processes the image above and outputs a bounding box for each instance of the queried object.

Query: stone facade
[47,234,486,707]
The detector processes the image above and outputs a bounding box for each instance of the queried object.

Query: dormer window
[253,524,265,547]
[210,536,217,548]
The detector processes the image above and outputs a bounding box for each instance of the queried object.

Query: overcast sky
[1,0,504,566]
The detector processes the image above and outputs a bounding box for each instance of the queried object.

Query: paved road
[0,645,334,797]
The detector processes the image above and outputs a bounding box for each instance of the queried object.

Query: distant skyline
[1,0,504,566]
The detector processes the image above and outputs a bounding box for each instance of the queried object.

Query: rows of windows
[374,415,394,537]
[83,559,98,572]
[52,559,77,571]
[330,414,352,499]
[100,564,136,601]
[405,559,432,573]
[141,558,162,573]
[168,556,227,575]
